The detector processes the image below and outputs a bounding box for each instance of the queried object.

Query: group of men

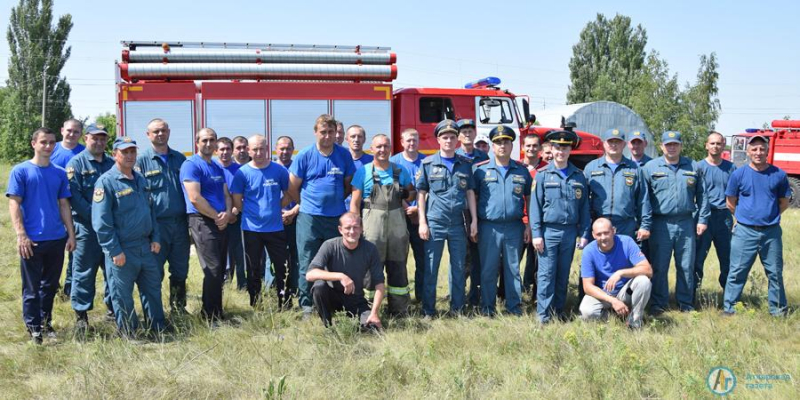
[7,113,791,343]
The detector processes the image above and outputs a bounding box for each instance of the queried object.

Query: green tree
[0,0,73,162]
[567,13,647,105]
[568,14,721,160]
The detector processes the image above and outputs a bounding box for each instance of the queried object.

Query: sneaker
[43,322,57,340]
[105,310,116,321]
[30,331,43,345]
[627,319,643,330]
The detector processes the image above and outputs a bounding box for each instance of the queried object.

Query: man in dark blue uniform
[473,126,531,315]
[66,124,115,336]
[93,137,166,337]
[7,128,76,343]
[694,132,736,294]
[454,119,489,308]
[723,135,791,317]
[642,131,709,314]
[416,119,478,317]
[530,129,591,323]
[135,118,190,313]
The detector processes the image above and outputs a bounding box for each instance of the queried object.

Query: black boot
[74,311,89,339]
[170,280,188,314]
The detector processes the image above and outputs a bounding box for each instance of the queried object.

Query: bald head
[592,218,613,233]
[248,134,269,166]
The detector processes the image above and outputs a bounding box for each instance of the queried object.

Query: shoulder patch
[93,188,105,202]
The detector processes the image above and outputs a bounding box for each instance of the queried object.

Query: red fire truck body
[115,41,602,166]
[730,119,800,207]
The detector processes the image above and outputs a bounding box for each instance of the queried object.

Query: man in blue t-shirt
[181,128,233,322]
[275,135,300,300]
[215,136,246,290]
[695,132,736,293]
[6,127,76,343]
[51,119,86,168]
[580,218,652,329]
[344,125,373,211]
[51,119,84,298]
[231,135,292,309]
[351,134,416,315]
[288,114,356,316]
[723,135,791,317]
[389,129,426,302]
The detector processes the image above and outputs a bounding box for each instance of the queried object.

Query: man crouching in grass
[579,218,652,329]
[306,212,384,330]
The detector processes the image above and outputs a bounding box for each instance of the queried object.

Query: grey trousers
[579,275,652,324]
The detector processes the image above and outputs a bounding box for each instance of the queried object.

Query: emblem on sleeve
[687,177,696,187]
[625,176,634,186]
[66,167,75,180]
[93,188,105,202]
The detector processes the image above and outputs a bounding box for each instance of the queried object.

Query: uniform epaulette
[537,166,549,173]
[474,159,490,167]
[422,157,435,165]
[456,154,472,163]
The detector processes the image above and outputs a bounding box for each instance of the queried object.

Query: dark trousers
[243,229,290,307]
[226,219,247,289]
[311,280,371,327]
[406,216,426,302]
[522,241,538,294]
[188,214,228,320]
[20,237,66,332]
[284,220,299,297]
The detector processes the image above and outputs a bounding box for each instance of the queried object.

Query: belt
[738,223,778,231]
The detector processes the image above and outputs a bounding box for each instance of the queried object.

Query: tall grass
[0,164,797,399]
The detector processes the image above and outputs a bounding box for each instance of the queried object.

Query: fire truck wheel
[788,177,800,209]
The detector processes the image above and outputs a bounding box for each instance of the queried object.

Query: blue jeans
[694,209,733,291]
[723,224,786,315]
[422,222,467,316]
[296,213,341,311]
[649,215,696,312]
[478,221,524,315]
[105,243,166,334]
[536,224,578,323]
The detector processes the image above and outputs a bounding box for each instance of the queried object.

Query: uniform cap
[85,124,108,136]
[661,131,682,144]
[545,129,579,148]
[113,137,137,150]
[601,128,625,142]
[628,130,646,143]
[434,119,459,137]
[456,119,476,131]
[489,125,516,142]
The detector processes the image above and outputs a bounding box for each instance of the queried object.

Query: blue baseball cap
[661,131,682,144]
[113,137,137,150]
[85,124,108,136]
[456,119,476,131]
[628,130,647,143]
[601,128,625,142]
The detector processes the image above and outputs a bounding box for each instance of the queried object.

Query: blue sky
[0,0,797,137]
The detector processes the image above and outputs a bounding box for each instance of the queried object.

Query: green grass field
[0,164,797,399]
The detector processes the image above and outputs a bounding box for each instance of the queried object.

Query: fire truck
[116,41,602,166]
[729,119,800,207]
